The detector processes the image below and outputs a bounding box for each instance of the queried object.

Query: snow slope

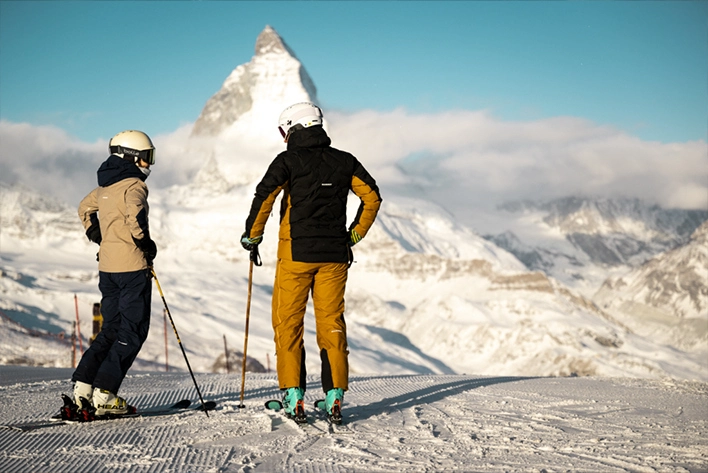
[4,179,706,382]
[0,366,706,472]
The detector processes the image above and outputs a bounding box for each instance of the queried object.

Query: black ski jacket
[245,126,382,263]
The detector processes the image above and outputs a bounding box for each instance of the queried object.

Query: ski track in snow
[0,367,706,473]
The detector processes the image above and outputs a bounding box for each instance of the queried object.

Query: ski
[264,399,330,434]
[2,399,215,432]
[98,399,216,420]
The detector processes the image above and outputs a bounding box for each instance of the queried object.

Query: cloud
[1,111,706,223]
[326,109,708,223]
[0,121,104,206]
[0,121,201,206]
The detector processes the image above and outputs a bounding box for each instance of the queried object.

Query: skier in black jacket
[242,102,382,422]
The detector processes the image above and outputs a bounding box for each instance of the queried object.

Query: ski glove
[133,236,157,266]
[85,222,102,245]
[241,232,263,251]
[349,229,362,247]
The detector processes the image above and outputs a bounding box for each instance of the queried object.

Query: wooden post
[223,335,230,373]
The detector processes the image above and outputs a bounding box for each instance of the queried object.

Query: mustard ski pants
[272,258,349,392]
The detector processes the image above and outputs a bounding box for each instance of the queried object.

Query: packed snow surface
[0,366,706,472]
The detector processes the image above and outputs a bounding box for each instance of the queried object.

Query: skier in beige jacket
[71,130,157,417]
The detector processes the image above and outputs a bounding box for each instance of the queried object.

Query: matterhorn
[191,25,318,144]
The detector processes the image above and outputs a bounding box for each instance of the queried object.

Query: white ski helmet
[278,102,323,139]
[109,130,156,165]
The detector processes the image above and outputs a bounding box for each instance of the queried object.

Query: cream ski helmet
[277,102,323,139]
[109,130,156,165]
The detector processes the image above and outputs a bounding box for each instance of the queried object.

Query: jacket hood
[97,155,148,187]
[287,125,331,150]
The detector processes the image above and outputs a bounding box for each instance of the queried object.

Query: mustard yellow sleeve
[349,161,382,238]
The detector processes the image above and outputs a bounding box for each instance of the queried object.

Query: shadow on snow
[347,375,535,422]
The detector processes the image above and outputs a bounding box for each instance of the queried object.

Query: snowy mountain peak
[255,25,295,57]
[191,25,318,139]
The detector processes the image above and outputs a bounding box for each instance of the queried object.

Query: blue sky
[1,1,706,144]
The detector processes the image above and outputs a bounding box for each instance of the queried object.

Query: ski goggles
[111,146,156,165]
[278,126,287,138]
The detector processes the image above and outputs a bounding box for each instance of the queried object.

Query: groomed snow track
[1,367,706,472]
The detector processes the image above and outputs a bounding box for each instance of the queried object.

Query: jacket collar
[287,125,331,150]
[97,155,147,187]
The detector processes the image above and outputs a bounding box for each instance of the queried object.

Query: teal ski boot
[282,387,306,424]
[325,388,344,425]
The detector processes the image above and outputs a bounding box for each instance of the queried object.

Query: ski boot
[92,388,136,417]
[73,381,93,406]
[282,387,307,424]
[325,388,344,425]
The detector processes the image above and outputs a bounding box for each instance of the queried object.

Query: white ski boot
[73,381,93,406]
[92,388,133,416]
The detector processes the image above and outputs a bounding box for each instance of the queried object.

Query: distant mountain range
[484,197,706,291]
[491,197,705,266]
[1,26,705,381]
[483,197,707,360]
[594,220,708,352]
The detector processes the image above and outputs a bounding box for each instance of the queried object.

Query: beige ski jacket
[78,156,151,273]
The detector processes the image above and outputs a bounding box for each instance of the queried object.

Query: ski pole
[151,268,210,417]
[238,246,261,409]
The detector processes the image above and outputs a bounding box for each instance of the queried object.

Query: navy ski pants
[72,269,152,394]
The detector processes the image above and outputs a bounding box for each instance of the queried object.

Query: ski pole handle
[250,246,262,266]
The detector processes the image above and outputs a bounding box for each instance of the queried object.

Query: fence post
[71,321,76,368]
[223,335,230,373]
